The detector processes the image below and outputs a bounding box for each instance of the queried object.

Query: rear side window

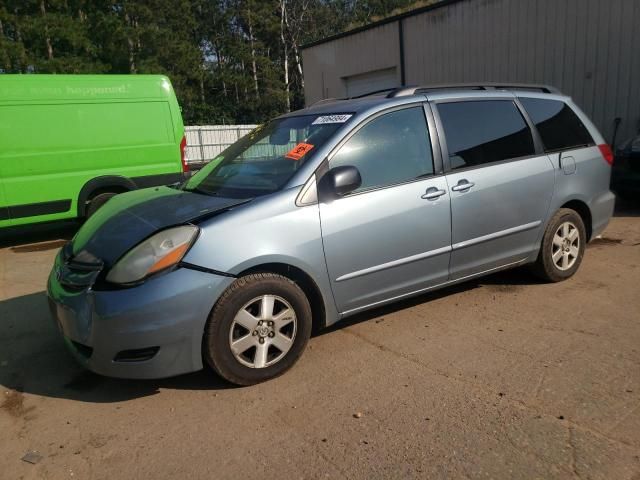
[437,100,535,170]
[519,98,594,152]
[329,106,434,192]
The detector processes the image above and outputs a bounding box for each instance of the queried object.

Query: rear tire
[86,192,117,218]
[531,208,586,282]
[204,273,312,386]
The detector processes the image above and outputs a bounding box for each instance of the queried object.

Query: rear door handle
[451,180,475,192]
[421,187,447,200]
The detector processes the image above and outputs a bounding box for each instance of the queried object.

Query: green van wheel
[86,192,116,218]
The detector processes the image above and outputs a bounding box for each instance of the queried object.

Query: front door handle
[451,179,475,192]
[421,187,447,200]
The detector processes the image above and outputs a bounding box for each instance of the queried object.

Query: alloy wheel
[552,221,580,271]
[228,295,297,368]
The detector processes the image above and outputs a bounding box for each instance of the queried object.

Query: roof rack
[310,97,340,106]
[387,83,561,98]
[310,83,560,107]
[350,88,398,99]
[310,88,396,106]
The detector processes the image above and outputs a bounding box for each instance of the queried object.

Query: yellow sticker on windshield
[285,143,314,161]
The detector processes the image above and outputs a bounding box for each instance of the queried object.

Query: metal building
[302,0,640,146]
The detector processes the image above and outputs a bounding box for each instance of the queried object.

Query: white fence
[185,125,257,165]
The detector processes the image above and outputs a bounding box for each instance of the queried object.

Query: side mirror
[319,165,362,198]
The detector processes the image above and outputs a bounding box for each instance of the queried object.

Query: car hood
[71,186,249,267]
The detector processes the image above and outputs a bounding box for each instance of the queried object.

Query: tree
[0,0,426,123]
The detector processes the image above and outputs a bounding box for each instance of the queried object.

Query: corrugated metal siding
[302,21,401,104]
[303,0,640,145]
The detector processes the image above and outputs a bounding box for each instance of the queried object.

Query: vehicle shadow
[0,291,233,404]
[318,266,541,335]
[0,221,79,249]
[0,267,539,403]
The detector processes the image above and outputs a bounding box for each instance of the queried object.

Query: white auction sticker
[312,114,353,125]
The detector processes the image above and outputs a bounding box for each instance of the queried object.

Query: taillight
[180,135,189,172]
[598,144,614,166]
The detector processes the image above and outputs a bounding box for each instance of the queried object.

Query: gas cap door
[560,154,576,175]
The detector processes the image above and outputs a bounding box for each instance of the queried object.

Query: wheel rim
[228,295,297,368]
[552,221,580,271]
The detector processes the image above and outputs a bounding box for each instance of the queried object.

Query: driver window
[329,106,434,192]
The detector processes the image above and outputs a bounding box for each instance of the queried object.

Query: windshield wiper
[183,186,218,196]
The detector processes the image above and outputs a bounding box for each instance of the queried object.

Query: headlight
[106,225,199,284]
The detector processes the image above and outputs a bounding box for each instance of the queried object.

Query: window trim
[431,97,541,173]
[541,143,596,155]
[423,101,445,175]
[517,97,596,154]
[436,151,549,175]
[513,97,545,154]
[316,102,442,198]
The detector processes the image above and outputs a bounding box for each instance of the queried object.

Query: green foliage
[0,0,424,124]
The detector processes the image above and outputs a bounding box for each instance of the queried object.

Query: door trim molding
[340,258,528,316]
[335,245,452,282]
[452,220,541,251]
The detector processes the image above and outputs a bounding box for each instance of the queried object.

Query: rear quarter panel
[546,100,614,240]
[547,145,615,239]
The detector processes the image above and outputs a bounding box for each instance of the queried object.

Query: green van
[0,74,188,228]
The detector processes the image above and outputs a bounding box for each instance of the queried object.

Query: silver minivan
[48,84,615,385]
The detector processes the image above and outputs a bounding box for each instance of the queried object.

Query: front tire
[532,208,586,282]
[204,273,312,386]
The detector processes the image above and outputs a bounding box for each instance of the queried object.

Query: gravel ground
[1,206,639,479]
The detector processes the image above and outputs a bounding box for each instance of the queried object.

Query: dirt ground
[1,204,639,480]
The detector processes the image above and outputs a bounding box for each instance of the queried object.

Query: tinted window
[438,100,535,170]
[329,107,434,192]
[520,98,594,152]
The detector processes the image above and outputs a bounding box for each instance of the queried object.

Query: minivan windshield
[183,114,351,198]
